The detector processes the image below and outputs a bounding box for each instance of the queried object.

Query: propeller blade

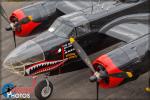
[69,37,96,73]
[13,31,17,48]
[96,82,99,100]
[0,5,8,17]
[69,37,102,82]
[0,5,10,24]
[1,5,17,48]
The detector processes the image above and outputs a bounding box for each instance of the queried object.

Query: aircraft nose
[3,40,45,75]
[3,54,25,75]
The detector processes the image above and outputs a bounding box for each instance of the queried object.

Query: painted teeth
[25,59,67,75]
[47,62,51,65]
[26,69,30,74]
[51,62,54,64]
[53,61,56,64]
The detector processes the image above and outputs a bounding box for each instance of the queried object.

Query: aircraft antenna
[98,0,101,6]
[91,0,94,14]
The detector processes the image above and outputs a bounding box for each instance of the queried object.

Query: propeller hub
[89,72,101,82]
[89,75,97,82]
[5,23,14,31]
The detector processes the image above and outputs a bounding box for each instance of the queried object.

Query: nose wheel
[35,79,53,100]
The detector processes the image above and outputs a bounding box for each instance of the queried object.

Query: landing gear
[35,79,53,100]
[145,72,150,93]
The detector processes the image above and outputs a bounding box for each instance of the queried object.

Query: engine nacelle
[10,1,57,36]
[93,34,150,88]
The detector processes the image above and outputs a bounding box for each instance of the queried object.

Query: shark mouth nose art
[25,58,68,76]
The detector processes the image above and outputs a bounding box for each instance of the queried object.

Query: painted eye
[58,48,62,53]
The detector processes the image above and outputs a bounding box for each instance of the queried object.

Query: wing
[99,13,150,43]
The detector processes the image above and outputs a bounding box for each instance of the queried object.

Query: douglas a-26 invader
[1,0,150,99]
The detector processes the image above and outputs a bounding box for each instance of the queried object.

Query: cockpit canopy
[48,19,73,38]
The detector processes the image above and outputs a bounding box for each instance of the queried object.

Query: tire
[35,80,53,100]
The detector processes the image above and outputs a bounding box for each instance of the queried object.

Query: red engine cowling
[93,54,125,88]
[93,35,150,89]
[9,1,58,37]
[10,9,41,37]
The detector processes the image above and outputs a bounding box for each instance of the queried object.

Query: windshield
[48,19,73,38]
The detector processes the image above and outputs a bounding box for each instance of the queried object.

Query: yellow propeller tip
[70,37,75,43]
[145,87,150,92]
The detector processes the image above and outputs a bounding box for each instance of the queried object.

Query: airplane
[1,0,150,100]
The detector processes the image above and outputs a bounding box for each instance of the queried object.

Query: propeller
[69,36,101,100]
[69,26,103,100]
[0,5,32,48]
[0,5,17,48]
[6,16,32,48]
[68,29,133,100]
